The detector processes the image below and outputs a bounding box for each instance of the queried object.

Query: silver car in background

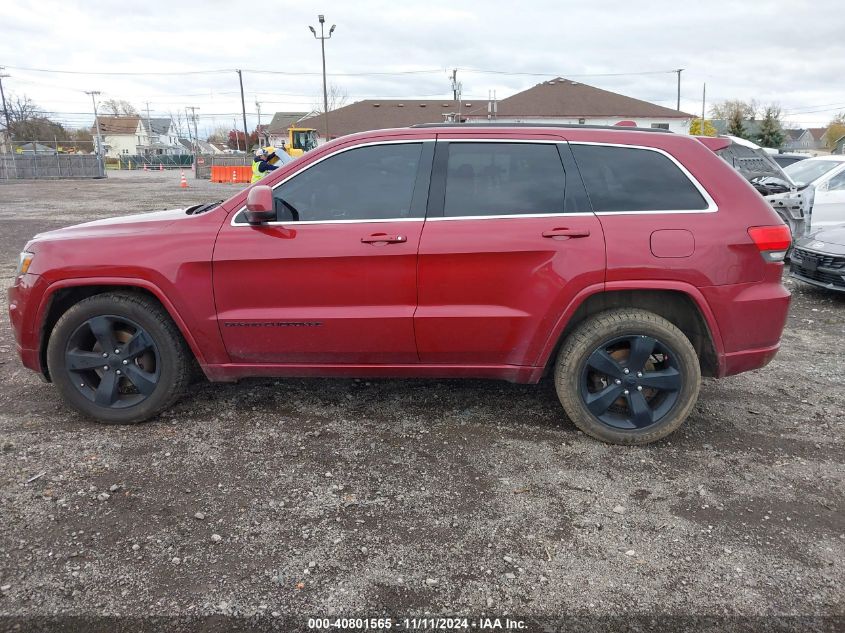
[783,156,845,230]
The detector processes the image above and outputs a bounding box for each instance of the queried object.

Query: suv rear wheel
[554,309,701,445]
[46,293,191,424]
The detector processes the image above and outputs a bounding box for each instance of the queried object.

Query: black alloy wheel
[47,293,191,424]
[579,334,682,430]
[64,314,161,409]
[554,309,701,445]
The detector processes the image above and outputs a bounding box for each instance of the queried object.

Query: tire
[554,309,701,445]
[46,292,191,424]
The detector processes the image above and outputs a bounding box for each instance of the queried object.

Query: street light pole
[309,14,335,141]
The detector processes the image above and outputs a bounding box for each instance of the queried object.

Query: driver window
[273,143,423,222]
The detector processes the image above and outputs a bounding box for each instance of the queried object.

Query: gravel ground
[0,172,842,631]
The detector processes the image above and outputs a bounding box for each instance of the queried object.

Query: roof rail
[410,122,673,133]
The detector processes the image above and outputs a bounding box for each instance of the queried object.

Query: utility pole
[185,107,194,150]
[232,117,241,152]
[309,14,336,141]
[0,67,12,152]
[676,68,683,111]
[255,98,262,146]
[456,80,463,122]
[186,106,200,154]
[145,101,154,158]
[451,69,458,100]
[701,83,706,133]
[236,69,249,153]
[85,90,103,157]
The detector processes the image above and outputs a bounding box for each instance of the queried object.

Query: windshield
[784,160,841,186]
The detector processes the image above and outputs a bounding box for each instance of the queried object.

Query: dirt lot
[0,172,842,631]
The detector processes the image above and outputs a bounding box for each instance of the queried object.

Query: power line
[782,103,845,115]
[457,67,680,77]
[4,64,444,78]
[4,65,232,76]
[5,63,682,79]
[243,68,439,77]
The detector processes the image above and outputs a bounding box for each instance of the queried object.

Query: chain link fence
[0,154,104,180]
[114,154,195,170]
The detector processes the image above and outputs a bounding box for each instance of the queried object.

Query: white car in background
[718,136,813,238]
[783,156,845,230]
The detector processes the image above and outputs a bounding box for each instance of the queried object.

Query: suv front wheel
[554,309,701,445]
[46,292,192,424]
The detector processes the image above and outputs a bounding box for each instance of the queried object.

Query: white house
[97,116,140,157]
[138,117,183,155]
[96,116,183,157]
[783,129,815,151]
[467,78,693,134]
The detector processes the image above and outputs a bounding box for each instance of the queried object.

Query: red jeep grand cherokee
[8,125,791,445]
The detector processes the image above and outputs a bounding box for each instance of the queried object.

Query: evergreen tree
[758,106,785,148]
[727,109,746,138]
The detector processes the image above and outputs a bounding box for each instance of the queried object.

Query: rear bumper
[722,343,780,377]
[699,276,790,377]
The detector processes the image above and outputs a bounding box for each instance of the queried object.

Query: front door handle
[542,227,591,239]
[361,233,407,244]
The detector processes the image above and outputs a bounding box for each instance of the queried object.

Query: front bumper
[789,249,845,292]
[7,273,46,374]
[790,270,845,293]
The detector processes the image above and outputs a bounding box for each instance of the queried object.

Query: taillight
[748,225,792,262]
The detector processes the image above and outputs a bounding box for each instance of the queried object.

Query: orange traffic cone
[180,171,188,189]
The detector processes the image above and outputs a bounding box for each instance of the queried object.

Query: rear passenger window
[572,144,708,212]
[444,143,565,217]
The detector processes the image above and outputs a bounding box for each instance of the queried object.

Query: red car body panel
[7,125,791,385]
[415,214,605,366]
[213,220,424,364]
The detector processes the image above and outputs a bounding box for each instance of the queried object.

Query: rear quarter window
[572,144,708,212]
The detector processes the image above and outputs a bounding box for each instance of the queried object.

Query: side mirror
[244,185,275,224]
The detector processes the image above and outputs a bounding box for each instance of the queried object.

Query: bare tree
[313,84,349,114]
[101,99,138,116]
[710,99,758,121]
[7,93,42,123]
[206,126,229,144]
[169,110,187,137]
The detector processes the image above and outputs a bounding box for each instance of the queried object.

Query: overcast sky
[2,0,843,136]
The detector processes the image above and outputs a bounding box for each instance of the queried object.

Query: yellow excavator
[285,127,319,157]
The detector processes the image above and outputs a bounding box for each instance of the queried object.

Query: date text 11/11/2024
[307,617,527,630]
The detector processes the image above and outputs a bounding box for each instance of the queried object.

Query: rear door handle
[542,227,591,239]
[361,233,407,244]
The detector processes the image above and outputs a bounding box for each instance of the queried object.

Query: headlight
[16,251,34,275]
